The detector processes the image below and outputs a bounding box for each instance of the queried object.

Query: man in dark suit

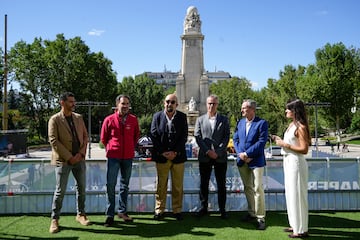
[233,99,268,230]
[150,93,188,221]
[48,92,90,233]
[194,95,230,219]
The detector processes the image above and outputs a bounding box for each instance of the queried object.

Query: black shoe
[104,217,114,227]
[257,219,266,230]
[242,213,256,222]
[220,211,229,219]
[195,208,208,217]
[174,213,183,221]
[153,213,165,220]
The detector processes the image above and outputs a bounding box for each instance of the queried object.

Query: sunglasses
[165,100,176,104]
[207,102,218,105]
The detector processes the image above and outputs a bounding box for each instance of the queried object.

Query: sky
[1,0,360,90]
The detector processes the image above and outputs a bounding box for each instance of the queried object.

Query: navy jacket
[233,116,268,168]
[150,110,188,163]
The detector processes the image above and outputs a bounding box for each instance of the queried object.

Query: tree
[259,65,307,136]
[313,43,358,132]
[7,34,118,140]
[117,74,164,117]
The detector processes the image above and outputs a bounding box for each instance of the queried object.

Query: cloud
[88,29,105,36]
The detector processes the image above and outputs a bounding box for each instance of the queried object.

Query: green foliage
[7,34,117,138]
[117,73,164,116]
[349,111,360,133]
[210,77,254,123]
[138,114,153,136]
[313,43,358,131]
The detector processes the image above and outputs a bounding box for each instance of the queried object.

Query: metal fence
[0,157,359,214]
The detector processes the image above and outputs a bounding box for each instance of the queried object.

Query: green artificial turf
[0,211,359,239]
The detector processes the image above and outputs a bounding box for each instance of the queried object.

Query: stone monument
[176,6,209,117]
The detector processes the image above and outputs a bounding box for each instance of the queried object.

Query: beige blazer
[48,111,88,165]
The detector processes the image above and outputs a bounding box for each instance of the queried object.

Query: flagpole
[2,14,8,130]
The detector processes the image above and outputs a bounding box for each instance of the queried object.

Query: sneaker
[257,219,266,230]
[49,219,59,233]
[76,214,91,226]
[104,216,114,227]
[118,212,133,222]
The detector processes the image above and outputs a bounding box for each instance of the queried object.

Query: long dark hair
[286,99,311,145]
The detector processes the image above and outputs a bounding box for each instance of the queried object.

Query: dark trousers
[199,161,227,212]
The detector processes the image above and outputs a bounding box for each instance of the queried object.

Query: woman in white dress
[272,99,311,238]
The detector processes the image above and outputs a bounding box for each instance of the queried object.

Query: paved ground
[25,142,360,160]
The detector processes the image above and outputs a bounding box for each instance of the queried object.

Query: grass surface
[0,211,359,239]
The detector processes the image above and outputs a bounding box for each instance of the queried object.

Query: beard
[167,107,174,113]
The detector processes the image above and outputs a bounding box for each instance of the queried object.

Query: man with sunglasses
[194,95,230,219]
[150,93,188,221]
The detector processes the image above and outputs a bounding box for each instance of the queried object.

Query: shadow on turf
[57,212,280,238]
[270,211,360,239]
[57,212,264,238]
[54,211,360,239]
[0,233,78,240]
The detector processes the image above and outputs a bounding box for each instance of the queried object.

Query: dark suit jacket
[194,113,230,163]
[150,110,188,163]
[233,116,268,168]
[48,111,88,165]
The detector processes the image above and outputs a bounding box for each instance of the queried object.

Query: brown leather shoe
[118,212,133,222]
[49,219,59,233]
[76,214,91,226]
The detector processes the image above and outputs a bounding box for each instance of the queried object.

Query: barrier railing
[0,157,359,214]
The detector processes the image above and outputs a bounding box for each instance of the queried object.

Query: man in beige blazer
[48,92,90,233]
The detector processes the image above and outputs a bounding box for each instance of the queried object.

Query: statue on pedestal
[184,6,201,33]
[188,97,197,111]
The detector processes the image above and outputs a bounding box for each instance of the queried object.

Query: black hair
[60,92,75,102]
[286,99,311,145]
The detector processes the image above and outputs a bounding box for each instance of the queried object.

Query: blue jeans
[105,158,133,217]
[51,160,86,219]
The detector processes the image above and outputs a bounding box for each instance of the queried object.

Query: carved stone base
[187,110,199,136]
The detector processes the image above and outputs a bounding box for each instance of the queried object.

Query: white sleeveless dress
[282,124,308,234]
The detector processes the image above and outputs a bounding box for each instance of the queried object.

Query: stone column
[177,6,209,115]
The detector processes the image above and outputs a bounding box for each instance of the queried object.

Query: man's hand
[207,149,218,160]
[239,152,252,163]
[68,153,83,165]
[162,151,177,161]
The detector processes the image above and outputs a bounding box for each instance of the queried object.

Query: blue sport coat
[233,116,268,168]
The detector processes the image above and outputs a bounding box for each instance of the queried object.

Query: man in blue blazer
[233,99,268,230]
[194,95,230,219]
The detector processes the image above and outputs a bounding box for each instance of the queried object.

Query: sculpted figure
[189,97,196,111]
[184,6,201,33]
